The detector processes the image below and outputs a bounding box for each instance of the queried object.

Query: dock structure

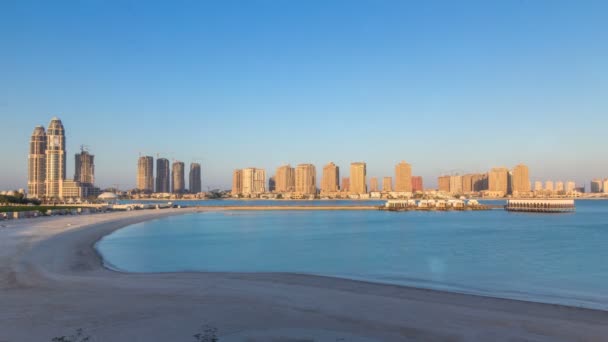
[383,199,491,211]
[505,199,575,213]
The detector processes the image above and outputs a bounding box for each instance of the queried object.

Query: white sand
[1,208,607,341]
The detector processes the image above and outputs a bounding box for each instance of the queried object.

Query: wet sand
[1,208,607,341]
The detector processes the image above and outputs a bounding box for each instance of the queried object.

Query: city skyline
[2,1,608,190]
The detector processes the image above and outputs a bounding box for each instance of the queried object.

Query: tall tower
[511,164,530,195]
[369,177,379,192]
[382,177,393,192]
[275,165,295,192]
[137,156,154,193]
[489,167,509,194]
[45,117,66,198]
[28,125,46,198]
[189,163,202,193]
[395,161,412,192]
[172,161,185,194]
[156,158,170,193]
[232,169,243,195]
[75,148,95,186]
[295,163,317,195]
[321,162,340,193]
[350,162,367,194]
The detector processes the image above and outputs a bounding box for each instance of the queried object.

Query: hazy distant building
[603,179,608,194]
[555,181,564,192]
[61,180,83,199]
[295,164,316,195]
[395,161,412,192]
[189,163,202,193]
[137,156,154,193]
[369,177,379,192]
[471,173,488,192]
[566,181,576,193]
[341,177,350,192]
[489,167,509,194]
[74,149,95,186]
[449,175,462,194]
[268,176,276,192]
[321,162,340,193]
[254,169,266,193]
[511,164,530,195]
[350,162,367,194]
[461,174,473,193]
[232,169,242,194]
[590,179,602,193]
[156,158,170,193]
[275,165,295,192]
[28,125,46,198]
[45,117,66,198]
[172,161,185,194]
[438,176,450,192]
[411,176,423,192]
[382,177,393,192]
[242,168,266,194]
[545,181,554,192]
[534,181,543,192]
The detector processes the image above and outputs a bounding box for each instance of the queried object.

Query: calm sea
[97,200,608,310]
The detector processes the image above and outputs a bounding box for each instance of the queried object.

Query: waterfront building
[156,158,170,193]
[137,156,154,193]
[489,167,509,195]
[295,164,316,195]
[275,165,295,193]
[472,173,489,192]
[566,181,576,193]
[461,174,473,193]
[449,175,462,194]
[242,168,254,194]
[438,175,450,192]
[350,162,367,194]
[382,177,393,192]
[45,117,66,198]
[74,149,95,186]
[411,176,423,192]
[395,161,412,192]
[604,179,608,194]
[555,181,564,192]
[369,177,379,192]
[341,177,350,192]
[232,169,242,194]
[242,168,266,194]
[172,161,185,194]
[590,179,602,193]
[268,176,276,192]
[534,181,543,192]
[189,163,202,193]
[545,181,554,192]
[254,169,266,193]
[28,125,46,198]
[321,162,340,193]
[511,164,530,195]
[61,180,84,199]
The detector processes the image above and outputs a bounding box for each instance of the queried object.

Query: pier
[505,199,575,213]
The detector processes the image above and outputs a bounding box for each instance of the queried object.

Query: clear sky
[1,0,607,191]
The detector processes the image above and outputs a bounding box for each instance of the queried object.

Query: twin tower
[28,117,66,198]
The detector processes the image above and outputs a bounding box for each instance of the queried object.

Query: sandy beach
[1,209,607,341]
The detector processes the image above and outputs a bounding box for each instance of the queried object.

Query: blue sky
[1,0,607,190]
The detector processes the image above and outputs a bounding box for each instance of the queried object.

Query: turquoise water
[97,200,608,310]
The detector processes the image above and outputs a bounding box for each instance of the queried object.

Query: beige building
[321,162,340,193]
[137,156,154,193]
[350,162,367,194]
[511,164,530,195]
[488,167,509,195]
[295,164,316,195]
[382,177,393,192]
[28,125,46,198]
[172,161,185,194]
[254,169,266,193]
[555,181,564,192]
[545,181,554,192]
[449,175,462,194]
[232,169,242,194]
[242,168,266,194]
[471,173,488,192]
[590,179,602,193]
[566,181,576,193]
[45,117,66,198]
[438,176,450,192]
[341,177,350,192]
[603,179,608,194]
[395,161,412,192]
[369,177,379,192]
[461,174,473,193]
[534,181,543,192]
[275,165,295,192]
[61,180,84,199]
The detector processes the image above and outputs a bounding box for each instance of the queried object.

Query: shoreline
[2,209,607,341]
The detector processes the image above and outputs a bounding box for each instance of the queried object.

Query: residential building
[61,180,83,199]
[275,165,295,192]
[189,163,202,193]
[604,179,608,194]
[45,117,66,198]
[156,158,170,193]
[295,164,316,195]
[350,162,367,194]
[488,167,509,194]
[321,162,340,193]
[382,177,393,192]
[566,181,576,193]
[28,125,46,198]
[461,174,473,193]
[268,176,276,192]
[411,176,423,192]
[438,175,450,192]
[74,149,95,186]
[341,177,350,192]
[172,161,185,194]
[254,169,266,193]
[534,181,543,192]
[137,156,154,193]
[555,181,564,192]
[369,177,379,192]
[395,161,412,192]
[449,175,462,194]
[232,169,242,194]
[511,164,530,196]
[471,173,488,192]
[545,181,554,192]
[590,179,602,193]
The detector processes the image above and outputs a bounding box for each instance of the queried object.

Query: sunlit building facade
[395,161,412,192]
[295,164,316,195]
[350,162,367,194]
[28,125,46,198]
[137,156,154,193]
[321,162,340,193]
[45,117,66,198]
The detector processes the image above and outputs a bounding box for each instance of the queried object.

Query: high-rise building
[350,162,367,194]
[590,179,602,193]
[369,177,379,192]
[28,125,46,198]
[242,168,266,194]
[489,167,509,194]
[137,156,154,193]
[471,173,489,192]
[341,177,350,192]
[275,165,295,192]
[411,176,423,192]
[438,176,450,192]
[295,164,316,195]
[449,175,462,194]
[74,149,95,186]
[254,169,266,193]
[566,181,576,193]
[555,181,564,192]
[189,163,202,193]
[232,169,242,194]
[156,158,170,193]
[534,181,543,192]
[268,176,276,192]
[382,177,393,192]
[395,161,412,192]
[511,164,530,195]
[545,181,554,192]
[45,117,66,198]
[172,161,185,193]
[461,174,473,193]
[321,162,340,193]
[603,179,608,194]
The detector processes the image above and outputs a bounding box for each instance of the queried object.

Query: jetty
[505,199,575,213]
[381,199,494,211]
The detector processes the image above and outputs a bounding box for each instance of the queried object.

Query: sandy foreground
[1,209,607,342]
